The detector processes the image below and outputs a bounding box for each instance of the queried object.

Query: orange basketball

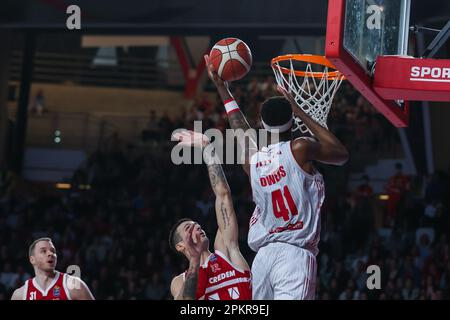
[209,38,252,81]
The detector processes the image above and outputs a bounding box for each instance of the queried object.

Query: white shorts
[251,242,317,300]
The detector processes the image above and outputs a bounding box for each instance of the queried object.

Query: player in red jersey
[11,238,95,300]
[169,130,252,300]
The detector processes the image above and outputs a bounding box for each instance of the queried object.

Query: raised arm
[204,144,239,250]
[278,86,349,166]
[204,55,257,176]
[172,130,249,271]
[204,143,249,271]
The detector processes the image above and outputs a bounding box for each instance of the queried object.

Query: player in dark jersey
[11,238,94,300]
[169,130,252,300]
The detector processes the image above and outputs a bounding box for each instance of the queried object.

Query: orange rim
[271,54,345,80]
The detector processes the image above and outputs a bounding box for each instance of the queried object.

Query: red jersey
[386,174,410,195]
[24,271,71,300]
[356,184,373,199]
[186,250,252,300]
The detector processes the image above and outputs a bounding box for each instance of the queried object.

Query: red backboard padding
[374,56,450,102]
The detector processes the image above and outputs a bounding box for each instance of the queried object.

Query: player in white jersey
[205,55,349,299]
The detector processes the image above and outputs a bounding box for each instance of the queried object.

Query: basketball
[209,38,252,81]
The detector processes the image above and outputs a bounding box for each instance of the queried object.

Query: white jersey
[248,140,325,256]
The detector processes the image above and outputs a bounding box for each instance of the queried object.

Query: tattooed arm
[171,257,200,300]
[172,130,250,271]
[204,55,258,176]
[171,258,200,300]
[204,144,238,245]
[182,258,200,300]
[204,144,250,272]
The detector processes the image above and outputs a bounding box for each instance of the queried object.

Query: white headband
[261,119,293,133]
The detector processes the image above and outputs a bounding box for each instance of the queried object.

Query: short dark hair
[395,163,403,170]
[168,218,192,253]
[29,237,53,257]
[260,96,293,128]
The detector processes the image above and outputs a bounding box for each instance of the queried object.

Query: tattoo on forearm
[182,266,199,300]
[220,201,230,229]
[207,163,227,193]
[206,154,232,231]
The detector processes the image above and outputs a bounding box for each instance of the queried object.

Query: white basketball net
[272,58,344,135]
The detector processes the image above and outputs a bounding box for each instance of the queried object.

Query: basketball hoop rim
[271,54,345,80]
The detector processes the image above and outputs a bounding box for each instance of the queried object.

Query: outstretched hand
[182,224,204,261]
[277,85,297,109]
[172,129,210,148]
[204,54,228,88]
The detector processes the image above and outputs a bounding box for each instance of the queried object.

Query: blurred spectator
[402,277,419,300]
[355,175,374,202]
[0,263,17,290]
[29,89,47,116]
[260,76,277,97]
[425,172,446,204]
[385,163,410,227]
[142,110,161,142]
[0,171,15,196]
[247,77,260,93]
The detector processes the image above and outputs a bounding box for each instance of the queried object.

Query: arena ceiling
[1,0,449,35]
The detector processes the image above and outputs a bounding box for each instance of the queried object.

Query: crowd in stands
[0,77,449,300]
[142,78,401,159]
[317,167,450,299]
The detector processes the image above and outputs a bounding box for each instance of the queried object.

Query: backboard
[343,0,410,73]
[326,0,411,127]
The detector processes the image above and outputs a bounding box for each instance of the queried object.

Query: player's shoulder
[64,273,92,293]
[171,273,185,288]
[292,136,318,147]
[291,136,319,155]
[214,249,251,273]
[11,283,27,300]
[64,273,81,284]
[170,273,185,298]
[63,274,95,300]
